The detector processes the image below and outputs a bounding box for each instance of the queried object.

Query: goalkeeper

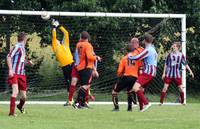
[51,20,74,105]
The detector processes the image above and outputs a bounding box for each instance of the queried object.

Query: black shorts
[114,76,137,92]
[78,68,93,86]
[62,63,73,88]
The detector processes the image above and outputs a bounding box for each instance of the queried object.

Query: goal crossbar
[0,10,185,18]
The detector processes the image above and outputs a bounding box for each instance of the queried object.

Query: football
[41,11,50,20]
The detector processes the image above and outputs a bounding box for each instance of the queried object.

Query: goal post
[0,10,186,105]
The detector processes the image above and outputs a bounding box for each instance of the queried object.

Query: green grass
[1,104,200,129]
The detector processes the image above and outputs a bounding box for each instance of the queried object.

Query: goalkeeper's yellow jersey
[52,26,73,67]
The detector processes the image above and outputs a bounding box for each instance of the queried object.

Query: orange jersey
[76,41,96,71]
[117,47,144,77]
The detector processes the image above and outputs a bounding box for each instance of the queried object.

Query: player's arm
[74,48,79,66]
[162,64,167,80]
[186,64,194,78]
[128,49,149,61]
[117,58,125,77]
[7,56,13,77]
[59,26,69,46]
[138,60,143,75]
[86,45,99,61]
[52,28,57,52]
[162,54,169,80]
[92,63,99,78]
[25,59,34,66]
[181,54,194,78]
[7,47,18,77]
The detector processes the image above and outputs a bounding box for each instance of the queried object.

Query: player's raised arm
[52,19,61,52]
[59,26,69,46]
[51,28,57,52]
[128,49,149,61]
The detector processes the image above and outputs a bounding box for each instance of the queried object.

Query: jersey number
[127,59,135,66]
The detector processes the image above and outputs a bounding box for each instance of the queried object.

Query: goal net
[0,10,186,104]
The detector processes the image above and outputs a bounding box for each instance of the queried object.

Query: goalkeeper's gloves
[52,19,60,28]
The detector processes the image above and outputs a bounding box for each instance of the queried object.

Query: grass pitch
[0,104,200,129]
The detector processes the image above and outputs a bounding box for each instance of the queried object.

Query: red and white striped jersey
[7,42,26,75]
[165,51,187,78]
[128,44,157,76]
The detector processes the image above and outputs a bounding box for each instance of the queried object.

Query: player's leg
[82,75,93,108]
[17,75,27,113]
[127,77,137,111]
[75,68,92,108]
[112,83,120,111]
[160,83,169,105]
[17,90,26,113]
[62,64,73,106]
[68,77,78,105]
[176,78,184,104]
[62,64,73,92]
[8,75,18,116]
[132,82,148,109]
[88,89,95,101]
[9,84,19,116]
[84,88,94,108]
[112,77,126,111]
[137,87,144,110]
[132,73,153,112]
[178,85,184,104]
[160,78,170,105]
[85,85,95,105]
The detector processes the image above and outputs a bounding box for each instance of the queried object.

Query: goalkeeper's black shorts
[62,63,73,90]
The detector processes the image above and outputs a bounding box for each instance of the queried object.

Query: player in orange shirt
[112,38,143,111]
[73,31,101,108]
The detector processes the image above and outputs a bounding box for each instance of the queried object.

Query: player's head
[131,38,140,49]
[143,33,153,45]
[18,32,27,44]
[80,31,90,41]
[172,41,181,52]
[127,38,139,52]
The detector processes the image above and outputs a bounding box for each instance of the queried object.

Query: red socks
[85,89,89,103]
[160,92,167,104]
[180,92,184,104]
[137,96,143,110]
[68,85,75,102]
[136,90,148,105]
[9,97,16,115]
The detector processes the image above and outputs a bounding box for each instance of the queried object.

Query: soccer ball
[41,11,50,20]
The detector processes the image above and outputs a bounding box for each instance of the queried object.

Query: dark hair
[80,31,90,40]
[144,33,153,43]
[18,32,26,42]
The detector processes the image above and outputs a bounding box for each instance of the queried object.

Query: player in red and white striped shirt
[160,42,194,105]
[7,32,32,116]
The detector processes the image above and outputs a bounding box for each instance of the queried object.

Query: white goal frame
[0,10,186,105]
